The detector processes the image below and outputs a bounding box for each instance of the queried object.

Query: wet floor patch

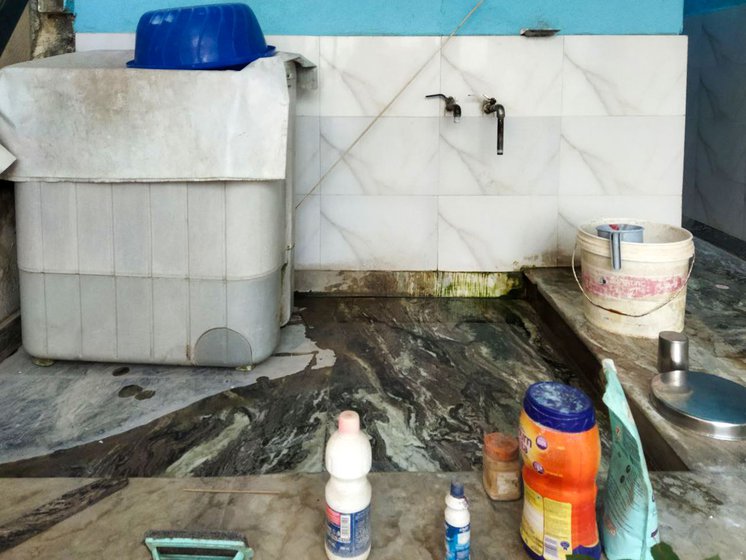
[117,385,156,400]
[0,317,333,467]
[117,385,143,398]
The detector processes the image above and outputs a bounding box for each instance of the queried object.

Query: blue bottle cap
[450,480,465,498]
[523,382,596,433]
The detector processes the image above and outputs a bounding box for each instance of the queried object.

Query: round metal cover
[651,370,746,441]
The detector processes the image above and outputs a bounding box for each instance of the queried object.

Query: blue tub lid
[523,382,596,433]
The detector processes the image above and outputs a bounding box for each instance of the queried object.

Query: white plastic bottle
[325,410,372,560]
[445,480,471,560]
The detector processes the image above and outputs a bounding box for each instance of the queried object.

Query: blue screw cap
[523,382,596,433]
[450,480,465,498]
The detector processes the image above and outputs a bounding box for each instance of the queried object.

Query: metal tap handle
[426,94,461,122]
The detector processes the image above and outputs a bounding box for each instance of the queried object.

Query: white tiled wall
[684,7,746,241]
[77,33,688,271]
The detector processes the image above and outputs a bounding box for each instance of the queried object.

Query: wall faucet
[426,94,461,122]
[482,97,505,155]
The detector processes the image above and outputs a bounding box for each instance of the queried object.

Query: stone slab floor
[0,296,610,477]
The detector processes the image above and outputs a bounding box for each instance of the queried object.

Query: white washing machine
[0,50,315,367]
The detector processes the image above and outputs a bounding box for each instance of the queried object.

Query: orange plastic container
[519,382,601,560]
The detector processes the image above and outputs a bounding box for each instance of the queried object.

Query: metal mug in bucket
[596,224,644,271]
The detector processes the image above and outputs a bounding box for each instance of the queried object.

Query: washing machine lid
[0,50,297,183]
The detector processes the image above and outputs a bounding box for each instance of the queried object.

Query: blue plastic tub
[127,3,276,70]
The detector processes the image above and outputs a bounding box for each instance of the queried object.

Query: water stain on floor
[117,385,143,398]
[111,367,130,377]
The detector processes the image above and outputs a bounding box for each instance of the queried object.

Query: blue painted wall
[685,0,746,15]
[75,0,684,35]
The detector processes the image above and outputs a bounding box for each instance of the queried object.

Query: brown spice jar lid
[484,432,519,461]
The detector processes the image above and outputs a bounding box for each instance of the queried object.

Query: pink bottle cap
[338,410,360,434]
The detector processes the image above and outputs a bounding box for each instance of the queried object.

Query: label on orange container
[521,483,573,560]
[519,402,600,559]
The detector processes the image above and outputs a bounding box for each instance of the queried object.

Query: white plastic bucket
[573,219,695,339]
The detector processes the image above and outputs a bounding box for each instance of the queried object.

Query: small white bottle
[325,410,372,560]
[445,480,471,560]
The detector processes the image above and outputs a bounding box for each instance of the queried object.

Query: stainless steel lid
[652,331,746,441]
[651,370,746,441]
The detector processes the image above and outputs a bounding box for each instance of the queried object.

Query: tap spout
[496,104,505,155]
[482,98,505,155]
[426,93,461,122]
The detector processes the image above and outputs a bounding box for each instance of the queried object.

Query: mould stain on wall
[296,270,523,298]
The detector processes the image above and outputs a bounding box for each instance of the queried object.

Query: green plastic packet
[600,359,660,560]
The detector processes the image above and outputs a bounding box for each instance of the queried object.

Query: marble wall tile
[697,119,746,183]
[294,195,320,269]
[684,14,723,72]
[320,196,437,270]
[293,116,321,195]
[320,117,439,195]
[557,194,683,262]
[266,35,320,117]
[440,36,563,117]
[684,15,703,69]
[319,36,441,117]
[438,196,558,271]
[684,25,701,195]
[698,5,746,67]
[683,113,699,196]
[688,164,745,239]
[698,63,746,124]
[562,36,687,116]
[683,5,746,242]
[72,33,688,271]
[439,117,560,195]
[560,117,685,196]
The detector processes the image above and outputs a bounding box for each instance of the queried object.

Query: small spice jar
[482,432,521,501]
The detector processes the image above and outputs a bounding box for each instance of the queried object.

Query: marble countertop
[0,471,743,559]
[525,239,746,473]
